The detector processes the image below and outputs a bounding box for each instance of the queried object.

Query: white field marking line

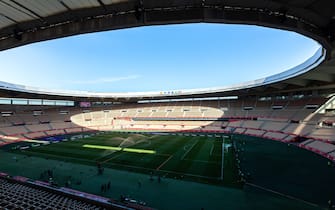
[183,158,220,164]
[210,143,214,156]
[158,169,219,180]
[156,155,173,170]
[221,137,225,180]
[180,140,198,160]
[246,182,319,208]
[101,152,125,163]
[104,161,218,180]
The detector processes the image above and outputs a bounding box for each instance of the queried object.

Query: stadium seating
[244,129,266,137]
[263,132,288,141]
[0,96,334,162]
[299,140,335,160]
[0,175,128,209]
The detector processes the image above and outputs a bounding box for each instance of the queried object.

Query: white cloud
[71,75,141,84]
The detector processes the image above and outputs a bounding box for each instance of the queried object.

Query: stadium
[0,1,335,209]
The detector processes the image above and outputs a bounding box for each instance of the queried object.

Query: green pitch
[9,132,240,186]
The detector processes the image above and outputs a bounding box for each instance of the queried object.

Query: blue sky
[0,23,320,92]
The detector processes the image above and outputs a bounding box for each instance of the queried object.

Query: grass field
[233,134,335,207]
[7,132,241,187]
[0,132,328,210]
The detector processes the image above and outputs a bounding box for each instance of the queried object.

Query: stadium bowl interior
[0,1,335,210]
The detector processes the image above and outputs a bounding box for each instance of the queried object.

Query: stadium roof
[0,0,335,52]
[0,0,334,101]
